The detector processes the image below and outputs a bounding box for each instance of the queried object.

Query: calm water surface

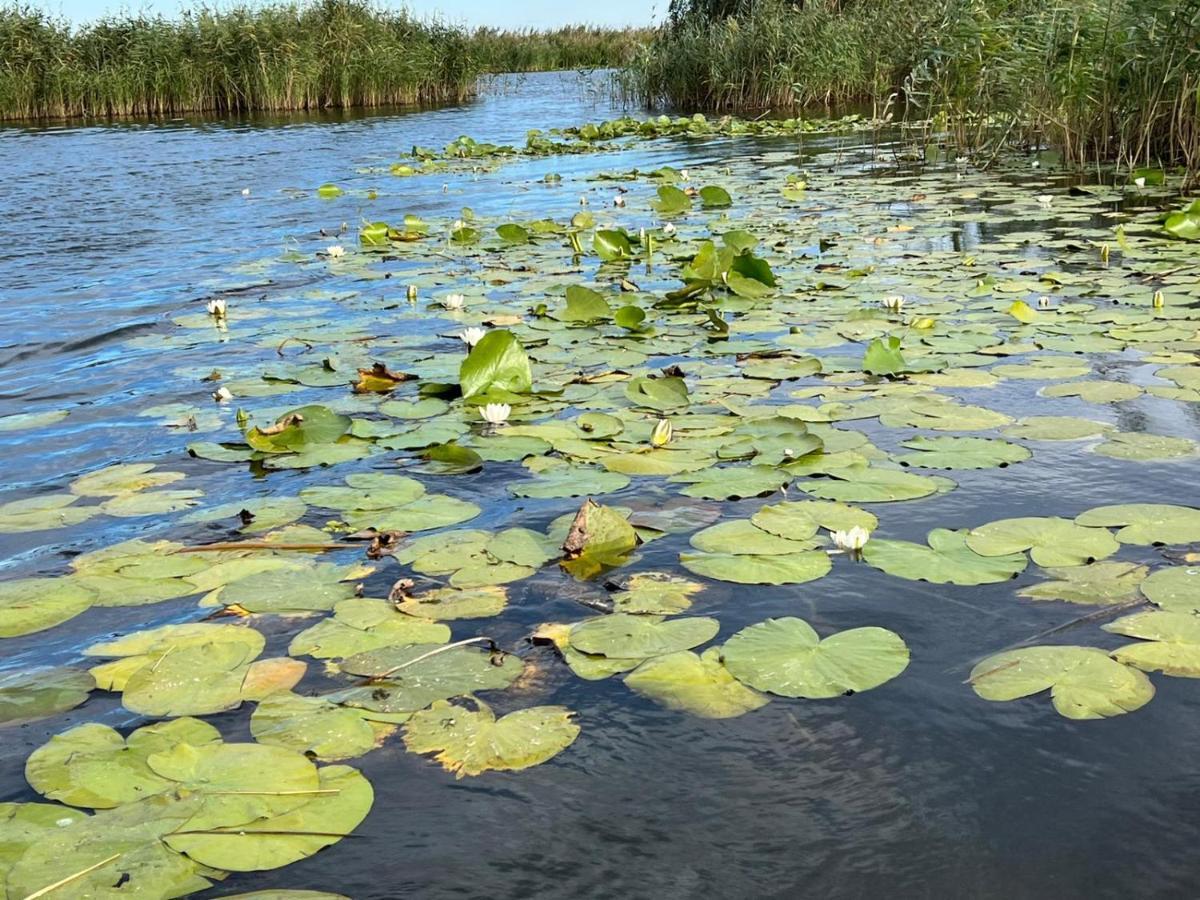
[1,71,1199,900]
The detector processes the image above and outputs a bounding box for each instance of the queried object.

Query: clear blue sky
[44,0,661,27]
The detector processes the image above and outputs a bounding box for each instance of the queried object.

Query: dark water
[2,70,1200,900]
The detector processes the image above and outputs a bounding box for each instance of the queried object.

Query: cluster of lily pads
[3,110,1200,897]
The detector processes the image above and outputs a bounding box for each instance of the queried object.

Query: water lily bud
[1153,290,1165,309]
[1035,194,1053,206]
[650,418,673,448]
[212,386,233,403]
[662,222,677,237]
[1032,160,1041,169]
[459,326,487,348]
[442,293,465,311]
[579,196,588,206]
[1037,295,1052,309]
[613,195,626,208]
[680,169,690,181]
[881,294,905,312]
[406,284,417,302]
[442,183,449,193]
[481,403,511,426]
[236,408,249,429]
[240,188,250,197]
[914,317,936,329]
[206,298,227,320]
[1100,243,1110,263]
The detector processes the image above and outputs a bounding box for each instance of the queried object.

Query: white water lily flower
[1035,194,1053,206]
[881,294,905,312]
[459,326,487,347]
[406,285,418,302]
[680,169,690,181]
[651,418,673,448]
[1037,295,1052,309]
[325,244,345,258]
[1032,160,1041,169]
[240,188,250,197]
[830,526,870,553]
[481,403,511,426]
[662,222,677,237]
[205,298,227,319]
[442,293,465,311]
[613,194,626,208]
[579,196,589,206]
[1134,177,1146,189]
[212,386,233,403]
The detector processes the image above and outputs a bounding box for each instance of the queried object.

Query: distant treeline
[622,0,1200,176]
[0,1,647,120]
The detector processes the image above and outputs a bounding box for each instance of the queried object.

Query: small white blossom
[481,403,511,426]
[459,326,487,347]
[680,169,690,181]
[613,194,626,208]
[240,188,250,197]
[830,526,870,553]
[1035,194,1053,206]
[579,196,589,207]
[212,386,233,403]
[1134,177,1146,189]
[206,298,227,320]
[1032,160,1041,169]
[662,222,677,237]
[442,293,466,311]
[1037,295,1052,309]
[325,244,345,258]
[882,294,905,312]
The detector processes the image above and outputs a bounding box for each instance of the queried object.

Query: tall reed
[470,26,652,73]
[624,0,1200,178]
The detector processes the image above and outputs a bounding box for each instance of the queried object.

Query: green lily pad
[668,465,789,500]
[250,692,384,760]
[569,613,719,658]
[750,500,877,540]
[864,528,1027,585]
[969,645,1153,719]
[609,573,704,614]
[0,577,94,637]
[721,617,909,699]
[689,519,818,555]
[1018,561,1148,605]
[624,648,768,719]
[793,465,952,503]
[1074,504,1200,545]
[288,598,451,658]
[966,517,1118,567]
[396,586,508,620]
[680,550,832,585]
[1105,610,1200,677]
[1092,432,1199,461]
[894,436,1031,470]
[0,494,99,533]
[0,666,94,724]
[1002,416,1113,441]
[1140,566,1200,611]
[403,698,579,778]
[69,463,187,497]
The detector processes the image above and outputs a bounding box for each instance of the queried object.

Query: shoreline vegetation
[622,0,1200,179]
[0,0,647,119]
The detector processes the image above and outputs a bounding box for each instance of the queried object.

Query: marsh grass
[624,0,1200,178]
[0,2,651,120]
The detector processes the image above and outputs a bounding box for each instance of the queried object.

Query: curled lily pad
[721,617,909,699]
[1141,566,1200,611]
[1074,504,1200,545]
[0,666,94,724]
[969,646,1154,719]
[966,517,1118,567]
[1018,562,1148,605]
[624,648,767,719]
[864,529,1027,585]
[403,698,579,778]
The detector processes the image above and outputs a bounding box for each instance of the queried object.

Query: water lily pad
[569,613,719,658]
[0,802,89,894]
[894,436,1031,470]
[610,573,704,614]
[624,648,767,719]
[750,500,877,540]
[0,494,99,533]
[966,517,1118,566]
[288,598,451,658]
[793,465,951,502]
[70,463,187,497]
[396,586,508,620]
[669,465,789,500]
[251,692,383,760]
[1141,566,1200,611]
[335,643,524,714]
[864,529,1027,585]
[100,489,204,517]
[0,577,94,637]
[969,645,1154,719]
[403,698,579,778]
[1105,610,1200,677]
[721,617,909,699]
[220,561,367,613]
[1018,561,1148,605]
[1092,432,1199,461]
[26,718,220,808]
[680,550,832,585]
[689,520,817,555]
[512,466,630,499]
[0,666,94,724]
[184,496,307,532]
[1041,381,1141,404]
[1002,416,1113,441]
[1074,504,1200,545]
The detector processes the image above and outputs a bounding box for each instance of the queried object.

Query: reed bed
[623,0,1200,177]
[470,25,652,73]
